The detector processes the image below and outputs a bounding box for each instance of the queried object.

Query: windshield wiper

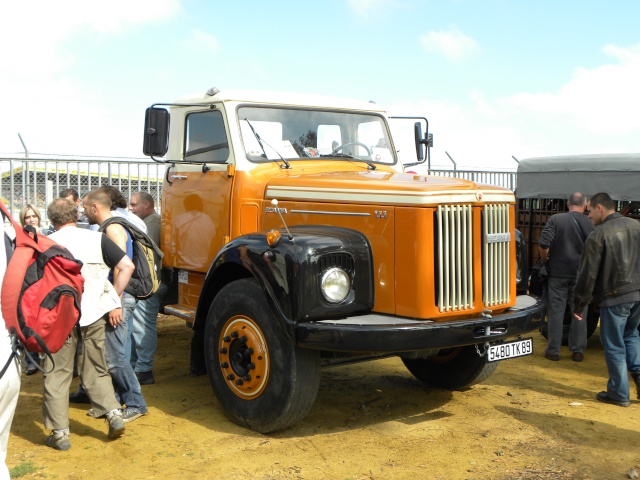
[319,152,377,170]
[244,119,291,169]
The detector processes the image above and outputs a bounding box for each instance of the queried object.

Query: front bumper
[295,295,546,353]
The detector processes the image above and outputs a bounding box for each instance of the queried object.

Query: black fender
[515,229,528,295]
[192,225,375,345]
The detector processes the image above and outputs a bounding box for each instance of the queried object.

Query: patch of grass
[10,461,42,478]
[156,451,176,458]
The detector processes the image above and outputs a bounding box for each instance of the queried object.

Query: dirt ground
[7,314,640,480]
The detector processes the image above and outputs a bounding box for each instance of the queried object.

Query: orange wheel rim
[218,316,269,399]
[429,347,462,363]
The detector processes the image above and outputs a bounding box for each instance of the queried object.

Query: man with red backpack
[43,198,135,450]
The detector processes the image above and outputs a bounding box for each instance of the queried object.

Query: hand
[573,312,583,321]
[108,307,123,327]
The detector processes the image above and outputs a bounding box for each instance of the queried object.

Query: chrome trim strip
[267,187,512,205]
[289,209,371,216]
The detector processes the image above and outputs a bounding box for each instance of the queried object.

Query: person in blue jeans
[128,192,172,385]
[573,192,640,407]
[84,189,149,423]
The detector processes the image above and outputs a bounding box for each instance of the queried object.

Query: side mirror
[413,123,434,163]
[143,107,170,157]
[414,122,425,161]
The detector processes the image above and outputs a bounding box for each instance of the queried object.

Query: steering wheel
[332,142,372,157]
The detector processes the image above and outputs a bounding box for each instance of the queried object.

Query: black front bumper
[295,295,546,353]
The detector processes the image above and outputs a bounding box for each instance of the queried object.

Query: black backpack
[99,217,163,299]
[528,259,549,297]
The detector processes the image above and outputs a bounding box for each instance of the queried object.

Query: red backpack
[1,202,84,374]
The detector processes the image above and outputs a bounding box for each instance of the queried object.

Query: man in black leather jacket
[573,192,640,407]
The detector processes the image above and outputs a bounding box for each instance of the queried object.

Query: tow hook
[473,325,507,337]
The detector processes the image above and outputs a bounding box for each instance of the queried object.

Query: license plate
[487,338,533,362]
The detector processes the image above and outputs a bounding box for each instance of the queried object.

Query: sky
[0,0,638,171]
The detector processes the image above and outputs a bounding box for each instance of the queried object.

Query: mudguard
[193,225,375,343]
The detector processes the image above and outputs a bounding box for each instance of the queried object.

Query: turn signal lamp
[267,229,282,247]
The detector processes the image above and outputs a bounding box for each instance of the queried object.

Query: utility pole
[18,133,29,158]
[445,151,457,171]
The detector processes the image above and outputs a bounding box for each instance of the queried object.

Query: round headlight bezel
[320,267,350,304]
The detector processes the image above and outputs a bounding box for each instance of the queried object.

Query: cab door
[162,109,234,273]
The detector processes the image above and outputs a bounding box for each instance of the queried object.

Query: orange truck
[143,88,545,433]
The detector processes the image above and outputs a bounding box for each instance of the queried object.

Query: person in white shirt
[43,198,135,450]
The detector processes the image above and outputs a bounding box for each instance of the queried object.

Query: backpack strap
[568,212,588,243]
[0,333,20,380]
[99,216,164,260]
[18,327,55,374]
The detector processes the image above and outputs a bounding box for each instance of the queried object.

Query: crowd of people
[539,191,640,407]
[1,187,169,475]
[2,188,640,476]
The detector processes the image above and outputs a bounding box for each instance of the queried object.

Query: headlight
[320,267,350,303]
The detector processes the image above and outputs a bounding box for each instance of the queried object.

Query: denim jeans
[105,294,148,414]
[545,276,587,355]
[599,300,640,402]
[130,282,168,373]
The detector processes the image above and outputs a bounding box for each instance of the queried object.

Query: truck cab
[143,87,545,433]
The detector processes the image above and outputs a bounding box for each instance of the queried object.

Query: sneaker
[136,370,155,385]
[121,409,148,424]
[106,410,126,439]
[544,352,560,361]
[596,391,630,407]
[46,430,71,451]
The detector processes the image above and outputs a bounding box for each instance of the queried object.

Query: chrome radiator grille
[482,204,511,306]
[435,205,474,312]
[434,204,511,313]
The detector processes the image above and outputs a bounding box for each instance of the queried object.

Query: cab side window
[185,110,229,162]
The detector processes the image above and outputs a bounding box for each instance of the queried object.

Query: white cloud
[390,43,640,171]
[503,43,640,135]
[420,26,479,63]
[0,0,181,157]
[182,29,221,55]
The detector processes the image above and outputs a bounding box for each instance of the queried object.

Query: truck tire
[402,345,498,390]
[540,304,599,345]
[204,278,321,434]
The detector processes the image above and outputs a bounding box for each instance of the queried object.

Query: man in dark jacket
[573,192,640,407]
[538,192,594,362]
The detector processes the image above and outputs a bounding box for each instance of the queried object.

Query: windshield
[238,106,396,165]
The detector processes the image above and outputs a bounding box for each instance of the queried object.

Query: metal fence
[429,169,517,191]
[1,157,518,223]
[1,157,166,221]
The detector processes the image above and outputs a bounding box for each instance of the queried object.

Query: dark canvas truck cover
[515,153,640,343]
[515,153,640,201]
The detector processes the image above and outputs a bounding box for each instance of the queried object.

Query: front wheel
[402,345,498,390]
[204,278,321,433]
